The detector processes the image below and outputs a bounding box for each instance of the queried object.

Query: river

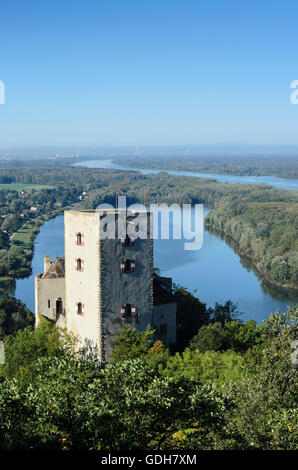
[1,159,296,324]
[75,159,298,190]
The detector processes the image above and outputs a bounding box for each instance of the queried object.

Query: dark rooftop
[153,274,176,305]
[42,257,65,279]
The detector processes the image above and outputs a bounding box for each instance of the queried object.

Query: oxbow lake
[1,159,297,324]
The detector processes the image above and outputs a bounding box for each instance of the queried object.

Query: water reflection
[207,227,298,303]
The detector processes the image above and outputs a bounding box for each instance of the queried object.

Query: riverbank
[2,205,78,281]
[204,198,298,295]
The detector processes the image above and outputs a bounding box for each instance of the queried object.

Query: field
[0,183,54,190]
[11,223,38,253]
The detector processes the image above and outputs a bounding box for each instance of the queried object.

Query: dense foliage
[0,296,34,339]
[2,316,77,387]
[0,302,296,450]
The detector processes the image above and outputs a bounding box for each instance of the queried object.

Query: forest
[113,154,298,178]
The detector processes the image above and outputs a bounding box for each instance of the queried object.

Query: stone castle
[35,209,177,362]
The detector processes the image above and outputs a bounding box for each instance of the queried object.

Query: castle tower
[64,209,153,362]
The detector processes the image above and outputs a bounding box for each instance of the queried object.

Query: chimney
[44,255,51,273]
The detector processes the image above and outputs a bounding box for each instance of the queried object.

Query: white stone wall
[35,276,65,328]
[64,211,101,360]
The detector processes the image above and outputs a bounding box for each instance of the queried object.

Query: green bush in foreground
[0,305,296,450]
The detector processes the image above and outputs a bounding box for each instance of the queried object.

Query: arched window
[125,304,132,316]
[75,232,84,246]
[76,302,84,316]
[120,304,137,318]
[120,259,136,273]
[75,258,84,271]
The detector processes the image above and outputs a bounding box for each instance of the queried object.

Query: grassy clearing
[12,224,37,253]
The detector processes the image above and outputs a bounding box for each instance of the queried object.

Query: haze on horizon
[1,1,298,148]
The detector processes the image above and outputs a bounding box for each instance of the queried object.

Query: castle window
[120,235,135,247]
[48,299,51,308]
[121,303,136,318]
[76,302,85,316]
[75,232,84,246]
[120,259,135,273]
[75,258,84,271]
[77,258,81,270]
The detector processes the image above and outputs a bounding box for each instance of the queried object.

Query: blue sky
[1,0,298,147]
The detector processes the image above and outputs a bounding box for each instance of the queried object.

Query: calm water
[1,159,297,322]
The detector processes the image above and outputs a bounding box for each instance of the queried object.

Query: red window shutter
[82,304,85,316]
[131,304,136,317]
[120,260,125,273]
[130,259,135,272]
[121,305,126,318]
[81,259,84,272]
[81,233,85,246]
